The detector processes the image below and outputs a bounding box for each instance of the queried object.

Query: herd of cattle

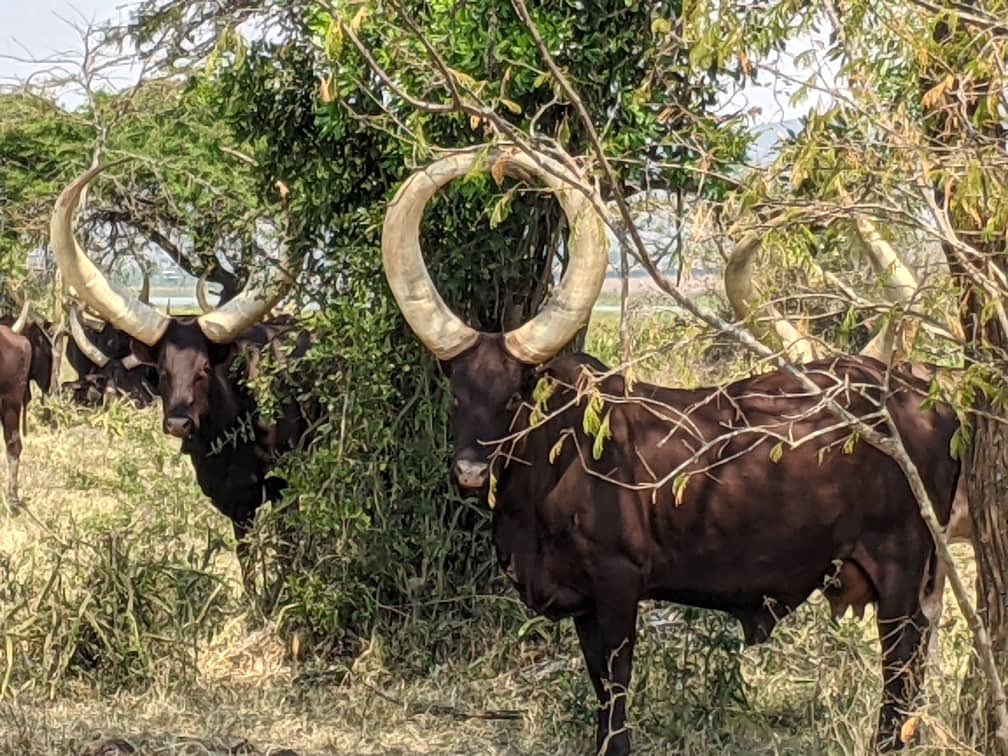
[0,148,974,753]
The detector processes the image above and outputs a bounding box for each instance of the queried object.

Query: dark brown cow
[381,146,962,754]
[0,307,54,401]
[51,166,309,588]
[0,302,50,511]
[65,305,157,406]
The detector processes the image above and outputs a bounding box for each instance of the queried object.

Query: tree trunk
[964,407,1008,745]
[923,4,1008,747]
[48,271,65,395]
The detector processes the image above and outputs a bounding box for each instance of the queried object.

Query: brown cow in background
[0,302,44,512]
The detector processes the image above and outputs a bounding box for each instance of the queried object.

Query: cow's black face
[26,323,53,394]
[445,334,533,491]
[131,319,232,439]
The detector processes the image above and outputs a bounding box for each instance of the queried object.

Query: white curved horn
[50,164,170,346]
[68,305,111,368]
[10,300,30,334]
[381,145,608,363]
[724,231,821,363]
[850,216,920,362]
[196,268,213,314]
[196,181,293,343]
[501,152,608,364]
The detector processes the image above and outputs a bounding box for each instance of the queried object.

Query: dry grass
[0,345,987,755]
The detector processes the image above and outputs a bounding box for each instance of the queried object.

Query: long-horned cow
[0,301,54,401]
[381,145,962,753]
[50,165,311,586]
[0,301,53,511]
[65,301,158,406]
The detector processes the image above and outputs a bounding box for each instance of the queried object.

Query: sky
[0,0,835,124]
[0,0,137,91]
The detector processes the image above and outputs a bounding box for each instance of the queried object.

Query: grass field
[0,316,986,755]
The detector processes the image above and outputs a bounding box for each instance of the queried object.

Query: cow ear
[208,341,237,366]
[129,339,159,367]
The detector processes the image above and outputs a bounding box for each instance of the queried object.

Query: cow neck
[186,362,258,456]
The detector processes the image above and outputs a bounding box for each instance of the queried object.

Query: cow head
[25,322,54,394]
[441,334,534,488]
[129,318,236,436]
[50,164,292,439]
[381,146,608,491]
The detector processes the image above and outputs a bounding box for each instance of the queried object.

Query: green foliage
[0,93,89,289]
[0,79,277,299]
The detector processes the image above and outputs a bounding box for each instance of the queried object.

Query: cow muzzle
[164,416,194,438]
[453,459,489,490]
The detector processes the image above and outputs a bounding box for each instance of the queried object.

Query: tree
[0,17,290,304]
[919,3,1008,749]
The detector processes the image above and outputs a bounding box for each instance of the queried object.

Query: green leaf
[517,616,547,640]
[583,402,600,436]
[549,435,567,464]
[842,433,859,455]
[592,411,612,460]
[769,441,784,463]
[950,424,972,461]
[672,473,691,507]
[532,377,555,404]
[499,98,522,115]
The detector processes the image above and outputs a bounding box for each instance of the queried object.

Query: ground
[0,312,984,755]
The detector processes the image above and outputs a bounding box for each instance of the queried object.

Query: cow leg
[20,387,29,438]
[2,403,22,513]
[574,599,638,756]
[874,585,931,751]
[265,479,297,608]
[232,517,256,598]
[920,553,948,675]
